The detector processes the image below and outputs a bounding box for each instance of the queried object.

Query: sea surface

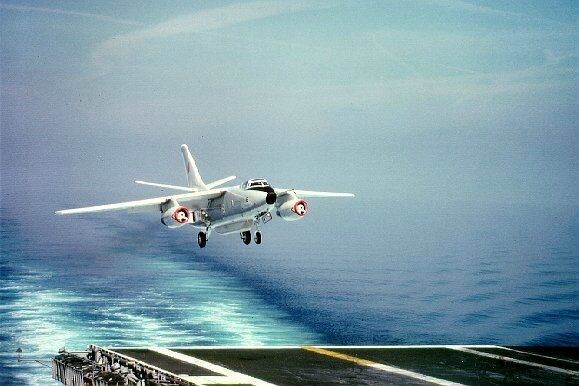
[1,196,577,385]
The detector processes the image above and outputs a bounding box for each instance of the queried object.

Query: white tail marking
[181,144,207,190]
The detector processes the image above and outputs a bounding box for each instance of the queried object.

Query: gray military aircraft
[56,145,354,248]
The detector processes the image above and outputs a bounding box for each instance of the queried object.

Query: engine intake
[161,203,190,228]
[276,198,308,221]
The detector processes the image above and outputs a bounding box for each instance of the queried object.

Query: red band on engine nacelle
[292,200,308,216]
[172,206,190,223]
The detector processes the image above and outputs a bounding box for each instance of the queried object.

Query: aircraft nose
[266,191,277,205]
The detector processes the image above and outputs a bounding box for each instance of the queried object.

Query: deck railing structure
[52,346,185,386]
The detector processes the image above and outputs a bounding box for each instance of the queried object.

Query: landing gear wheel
[241,230,251,245]
[255,231,262,245]
[197,232,207,248]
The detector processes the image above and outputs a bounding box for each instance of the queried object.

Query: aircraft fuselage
[192,186,275,234]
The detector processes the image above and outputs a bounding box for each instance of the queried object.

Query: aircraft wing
[55,190,225,215]
[275,189,355,198]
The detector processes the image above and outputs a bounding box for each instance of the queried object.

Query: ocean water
[0,198,577,385]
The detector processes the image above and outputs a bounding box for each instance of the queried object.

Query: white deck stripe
[448,346,579,376]
[150,347,275,386]
[303,346,463,386]
[369,362,464,386]
[103,348,195,384]
[496,346,579,365]
[185,375,255,384]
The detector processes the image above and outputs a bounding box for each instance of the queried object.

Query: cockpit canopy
[241,178,270,190]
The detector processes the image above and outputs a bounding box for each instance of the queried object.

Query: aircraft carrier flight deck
[52,344,579,385]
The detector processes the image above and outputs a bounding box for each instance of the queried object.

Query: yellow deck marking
[304,346,376,366]
[303,346,463,386]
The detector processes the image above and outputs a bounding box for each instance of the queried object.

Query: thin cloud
[542,49,577,66]
[434,0,529,18]
[0,3,145,26]
[91,1,330,71]
[371,34,423,78]
[432,0,570,25]
[195,30,333,53]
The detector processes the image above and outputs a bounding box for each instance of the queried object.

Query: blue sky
[1,0,577,211]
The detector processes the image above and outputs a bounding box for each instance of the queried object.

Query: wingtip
[180,144,188,150]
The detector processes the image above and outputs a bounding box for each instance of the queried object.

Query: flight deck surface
[52,345,579,385]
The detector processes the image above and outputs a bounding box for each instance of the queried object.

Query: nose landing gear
[197,232,207,248]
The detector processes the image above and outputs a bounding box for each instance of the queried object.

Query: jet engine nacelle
[161,203,190,228]
[276,198,308,221]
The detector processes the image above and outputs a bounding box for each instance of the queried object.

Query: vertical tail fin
[181,144,207,190]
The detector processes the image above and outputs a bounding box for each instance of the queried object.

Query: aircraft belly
[208,202,247,223]
[211,209,255,227]
[210,203,272,229]
[214,220,253,235]
[199,190,274,233]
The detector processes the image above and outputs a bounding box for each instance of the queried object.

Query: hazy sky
[1,0,577,213]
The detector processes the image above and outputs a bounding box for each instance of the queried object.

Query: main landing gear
[197,232,207,248]
[240,230,262,245]
[240,216,264,245]
[240,230,251,245]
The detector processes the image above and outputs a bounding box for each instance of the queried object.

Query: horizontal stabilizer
[206,176,236,189]
[276,189,355,198]
[134,180,198,192]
